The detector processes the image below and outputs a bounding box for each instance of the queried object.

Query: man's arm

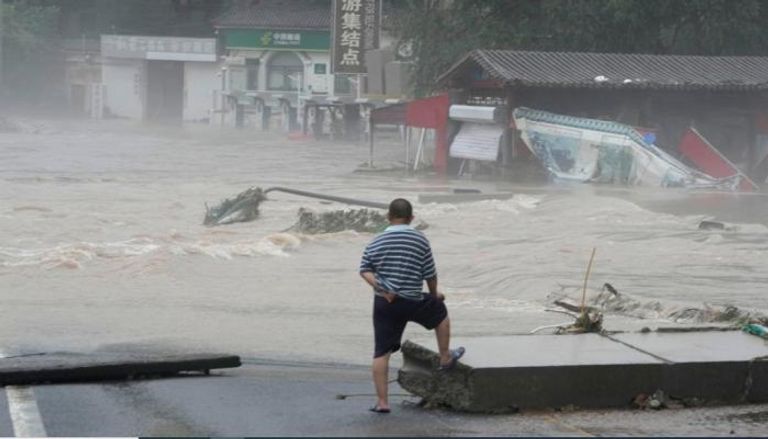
[426,276,444,301]
[422,243,444,300]
[360,271,397,303]
[426,276,438,295]
[360,271,379,290]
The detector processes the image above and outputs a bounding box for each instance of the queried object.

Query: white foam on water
[0,238,160,269]
[0,232,305,268]
[173,232,302,259]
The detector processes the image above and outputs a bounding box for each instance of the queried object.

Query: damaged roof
[440,49,768,91]
[214,0,331,30]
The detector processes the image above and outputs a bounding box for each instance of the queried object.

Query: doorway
[145,60,184,124]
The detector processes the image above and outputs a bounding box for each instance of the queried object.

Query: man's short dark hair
[388,198,413,219]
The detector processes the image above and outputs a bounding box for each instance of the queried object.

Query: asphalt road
[3,360,768,436]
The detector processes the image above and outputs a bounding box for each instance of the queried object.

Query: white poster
[449,123,503,162]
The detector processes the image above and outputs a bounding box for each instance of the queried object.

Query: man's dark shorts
[373,293,448,358]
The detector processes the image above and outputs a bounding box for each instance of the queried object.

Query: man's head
[388,198,413,224]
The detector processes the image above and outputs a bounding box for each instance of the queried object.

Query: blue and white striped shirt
[359,224,437,300]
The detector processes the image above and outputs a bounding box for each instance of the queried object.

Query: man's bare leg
[372,353,391,410]
[434,317,452,366]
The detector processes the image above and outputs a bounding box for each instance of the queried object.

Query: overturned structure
[513,108,742,189]
[437,50,768,186]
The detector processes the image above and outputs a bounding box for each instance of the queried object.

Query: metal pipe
[264,186,388,209]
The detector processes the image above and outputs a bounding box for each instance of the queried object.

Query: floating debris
[513,108,741,190]
[204,187,266,226]
[743,323,768,339]
[562,283,768,326]
[289,208,429,234]
[699,220,729,231]
[566,310,603,333]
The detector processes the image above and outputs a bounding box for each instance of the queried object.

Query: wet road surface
[3,362,768,436]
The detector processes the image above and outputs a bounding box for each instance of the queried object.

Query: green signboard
[224,29,331,51]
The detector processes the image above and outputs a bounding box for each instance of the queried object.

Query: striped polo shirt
[359,224,437,300]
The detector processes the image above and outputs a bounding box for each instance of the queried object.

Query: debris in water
[204,187,266,226]
[552,284,768,326]
[743,323,768,339]
[513,108,741,189]
[551,309,603,334]
[634,389,673,410]
[603,282,619,296]
[289,208,428,234]
[698,220,726,230]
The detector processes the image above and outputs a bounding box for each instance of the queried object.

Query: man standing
[359,198,464,414]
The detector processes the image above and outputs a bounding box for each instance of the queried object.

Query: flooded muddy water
[1,119,767,365]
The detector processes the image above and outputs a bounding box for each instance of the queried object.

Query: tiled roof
[440,49,768,91]
[214,0,331,30]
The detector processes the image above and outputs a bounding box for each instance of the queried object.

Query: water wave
[418,194,542,217]
[0,232,304,269]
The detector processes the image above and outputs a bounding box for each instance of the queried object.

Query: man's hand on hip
[382,291,397,303]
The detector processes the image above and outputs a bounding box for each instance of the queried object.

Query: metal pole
[368,115,374,167]
[413,127,427,171]
[0,0,4,92]
[264,186,388,209]
[356,73,362,100]
[405,126,411,169]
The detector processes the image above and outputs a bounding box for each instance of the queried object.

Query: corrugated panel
[447,50,768,91]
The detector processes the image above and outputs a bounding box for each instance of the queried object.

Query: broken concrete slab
[609,332,768,403]
[399,335,665,412]
[0,352,241,386]
[610,331,768,363]
[398,331,768,412]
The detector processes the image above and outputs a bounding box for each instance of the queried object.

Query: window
[314,63,327,75]
[246,59,259,91]
[334,74,352,95]
[267,52,303,91]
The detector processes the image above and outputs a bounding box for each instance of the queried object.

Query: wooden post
[580,247,597,315]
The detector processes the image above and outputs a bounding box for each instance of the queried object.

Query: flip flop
[437,346,466,371]
[369,405,391,414]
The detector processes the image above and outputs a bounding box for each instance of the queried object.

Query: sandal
[437,346,465,371]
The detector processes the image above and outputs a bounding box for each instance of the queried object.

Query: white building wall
[102,58,144,119]
[304,52,331,95]
[184,62,221,122]
[225,49,334,97]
